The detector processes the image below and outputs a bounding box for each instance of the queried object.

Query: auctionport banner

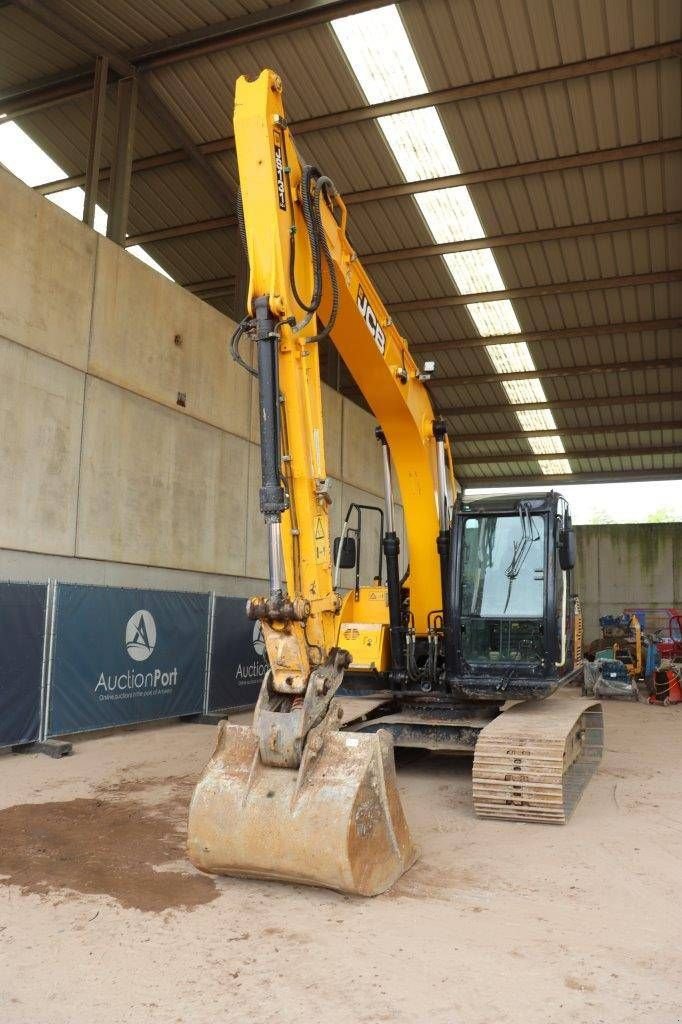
[48,584,209,735]
[207,596,266,711]
[0,582,47,747]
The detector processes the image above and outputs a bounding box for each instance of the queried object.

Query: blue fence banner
[208,596,266,711]
[48,584,209,735]
[0,582,47,747]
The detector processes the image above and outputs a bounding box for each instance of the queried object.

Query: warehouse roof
[1,0,680,488]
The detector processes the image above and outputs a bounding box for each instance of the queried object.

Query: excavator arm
[187,69,453,894]
[236,69,454,701]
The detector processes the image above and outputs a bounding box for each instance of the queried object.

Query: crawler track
[472,699,603,824]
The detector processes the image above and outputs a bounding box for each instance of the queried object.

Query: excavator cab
[337,490,583,701]
[446,492,580,699]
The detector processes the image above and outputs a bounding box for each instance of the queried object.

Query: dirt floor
[0,695,680,1024]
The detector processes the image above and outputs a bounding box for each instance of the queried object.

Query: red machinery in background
[630,608,682,705]
[655,610,682,661]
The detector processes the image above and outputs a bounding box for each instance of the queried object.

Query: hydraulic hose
[288,162,340,342]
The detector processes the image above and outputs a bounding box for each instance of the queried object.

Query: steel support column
[107,75,137,246]
[83,56,109,228]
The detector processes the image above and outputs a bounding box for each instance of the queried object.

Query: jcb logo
[357,285,386,354]
[274,140,286,211]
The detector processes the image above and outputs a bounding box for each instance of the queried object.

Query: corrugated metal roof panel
[0,8,93,90]
[30,0,291,56]
[2,0,679,482]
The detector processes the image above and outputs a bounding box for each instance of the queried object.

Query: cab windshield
[460,510,546,664]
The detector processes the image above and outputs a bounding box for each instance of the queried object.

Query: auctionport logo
[93,608,178,700]
[252,620,266,658]
[235,620,267,685]
[125,610,156,662]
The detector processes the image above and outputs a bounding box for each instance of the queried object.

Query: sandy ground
[0,696,680,1024]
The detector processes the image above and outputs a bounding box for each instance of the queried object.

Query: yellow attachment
[339,623,390,672]
[337,586,391,672]
[338,585,390,626]
[187,719,418,896]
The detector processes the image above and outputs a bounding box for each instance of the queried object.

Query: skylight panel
[0,122,173,281]
[416,189,485,242]
[331,4,570,476]
[485,342,535,374]
[444,249,506,294]
[502,378,548,405]
[47,186,107,233]
[127,245,174,278]
[331,7,428,102]
[466,300,522,336]
[0,121,66,185]
[378,110,460,180]
[516,409,559,432]
[539,458,572,475]
[528,436,566,455]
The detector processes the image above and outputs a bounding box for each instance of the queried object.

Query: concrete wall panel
[321,385,342,480]
[0,547,264,598]
[0,338,84,555]
[89,238,251,440]
[76,377,249,575]
[341,399,383,498]
[245,442,268,583]
[574,524,682,640]
[0,169,95,369]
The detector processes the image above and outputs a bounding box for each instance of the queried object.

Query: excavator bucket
[187,720,417,897]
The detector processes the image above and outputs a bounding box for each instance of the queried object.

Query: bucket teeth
[187,721,418,896]
[472,699,603,824]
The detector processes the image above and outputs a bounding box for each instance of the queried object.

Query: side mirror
[559,528,576,571]
[333,535,357,570]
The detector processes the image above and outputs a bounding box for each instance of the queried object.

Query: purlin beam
[460,468,682,487]
[389,269,682,313]
[431,356,682,389]
[3,34,678,124]
[341,355,682,398]
[0,0,393,119]
[185,276,233,296]
[259,41,682,138]
[449,418,682,444]
[121,208,679,258]
[33,133,682,202]
[344,138,682,207]
[362,211,681,266]
[441,390,682,419]
[131,0,392,70]
[35,149,188,197]
[183,268,682,306]
[411,316,682,353]
[341,355,682,399]
[125,215,237,246]
[455,443,682,466]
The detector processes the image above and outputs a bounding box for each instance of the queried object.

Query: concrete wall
[574,523,682,641]
[0,169,404,595]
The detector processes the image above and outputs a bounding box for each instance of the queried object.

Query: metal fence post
[40,580,58,742]
[203,591,216,715]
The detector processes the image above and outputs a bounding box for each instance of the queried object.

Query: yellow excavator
[187,70,603,896]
